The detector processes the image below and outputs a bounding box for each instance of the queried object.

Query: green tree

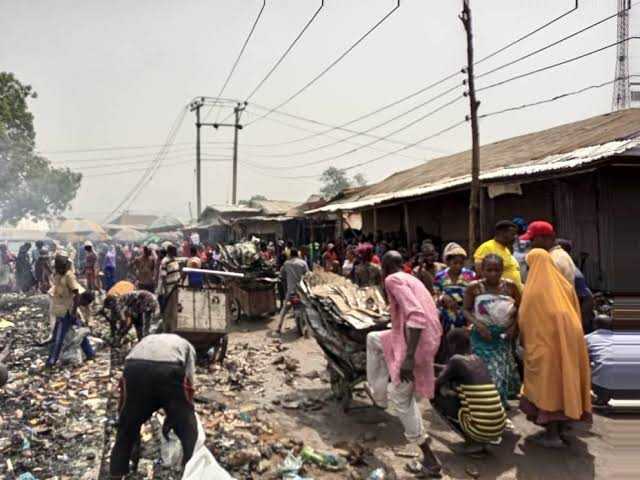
[0,72,81,224]
[319,167,367,199]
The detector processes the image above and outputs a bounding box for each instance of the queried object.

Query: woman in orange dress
[518,248,591,448]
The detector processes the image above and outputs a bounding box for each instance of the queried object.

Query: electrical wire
[36,141,233,155]
[479,77,636,120]
[244,0,325,102]
[478,37,639,93]
[248,93,464,170]
[244,0,582,146]
[476,2,634,80]
[203,0,267,123]
[246,0,401,126]
[104,105,189,222]
[247,83,461,159]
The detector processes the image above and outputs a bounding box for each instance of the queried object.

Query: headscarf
[518,248,591,420]
[442,242,467,261]
[355,242,374,261]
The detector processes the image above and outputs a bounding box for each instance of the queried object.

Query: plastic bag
[160,430,183,467]
[60,326,90,366]
[182,413,233,480]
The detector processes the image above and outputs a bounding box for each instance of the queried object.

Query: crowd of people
[0,216,627,478]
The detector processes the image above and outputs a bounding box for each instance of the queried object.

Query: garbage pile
[218,241,278,282]
[298,271,389,373]
[0,293,111,479]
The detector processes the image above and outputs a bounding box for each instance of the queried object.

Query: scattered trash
[367,467,387,479]
[279,451,303,478]
[160,430,183,467]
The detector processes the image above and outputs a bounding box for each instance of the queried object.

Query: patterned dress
[434,267,476,330]
[470,280,521,406]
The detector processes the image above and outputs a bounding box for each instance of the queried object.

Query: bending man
[366,250,442,477]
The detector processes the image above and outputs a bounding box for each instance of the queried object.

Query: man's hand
[399,355,415,383]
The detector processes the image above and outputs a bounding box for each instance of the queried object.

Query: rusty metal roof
[311,109,640,212]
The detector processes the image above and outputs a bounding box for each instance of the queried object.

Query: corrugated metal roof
[250,200,300,215]
[233,215,293,223]
[204,204,261,214]
[310,109,640,213]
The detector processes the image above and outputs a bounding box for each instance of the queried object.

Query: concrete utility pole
[232,103,246,205]
[461,0,481,254]
[189,98,205,220]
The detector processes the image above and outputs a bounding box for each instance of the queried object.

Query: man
[84,242,99,292]
[277,248,309,334]
[133,246,156,292]
[109,290,160,342]
[46,254,96,368]
[474,220,522,290]
[354,243,382,287]
[520,221,576,284]
[323,243,340,273]
[433,328,507,454]
[109,333,198,479]
[186,245,203,289]
[557,238,594,332]
[414,242,446,295]
[366,251,442,477]
[585,315,640,406]
[102,280,136,342]
[159,245,181,332]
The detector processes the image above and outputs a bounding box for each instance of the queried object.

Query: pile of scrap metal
[217,240,277,287]
[298,269,389,374]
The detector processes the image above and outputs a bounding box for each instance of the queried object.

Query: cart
[299,271,389,412]
[227,277,279,323]
[170,282,230,364]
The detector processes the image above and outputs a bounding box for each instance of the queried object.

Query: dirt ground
[210,313,626,480]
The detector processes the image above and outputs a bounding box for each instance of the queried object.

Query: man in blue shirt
[585,315,640,405]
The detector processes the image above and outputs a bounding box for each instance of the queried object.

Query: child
[432,328,507,454]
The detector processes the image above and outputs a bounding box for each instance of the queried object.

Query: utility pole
[189,98,205,220]
[461,0,481,254]
[612,0,631,110]
[232,103,246,205]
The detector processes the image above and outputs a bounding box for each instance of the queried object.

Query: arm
[435,356,461,392]
[400,327,423,382]
[462,283,477,326]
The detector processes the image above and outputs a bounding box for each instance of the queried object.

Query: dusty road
[204,313,625,480]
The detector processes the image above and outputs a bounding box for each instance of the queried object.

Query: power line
[59,156,229,171]
[104,106,189,222]
[479,76,639,120]
[477,37,639,93]
[244,0,325,102]
[248,93,465,170]
[244,1,582,146]
[37,141,232,155]
[246,0,401,126]
[203,0,267,123]
[248,83,461,159]
[476,3,633,81]
[84,160,194,178]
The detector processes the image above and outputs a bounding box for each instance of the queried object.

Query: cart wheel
[230,298,242,324]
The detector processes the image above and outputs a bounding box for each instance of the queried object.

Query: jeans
[103,265,116,291]
[47,312,95,366]
[110,360,197,477]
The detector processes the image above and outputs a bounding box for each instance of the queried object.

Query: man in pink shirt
[367,250,442,477]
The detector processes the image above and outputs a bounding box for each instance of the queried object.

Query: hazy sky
[1,0,632,222]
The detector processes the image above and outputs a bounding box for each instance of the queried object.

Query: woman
[34,246,53,294]
[102,246,117,292]
[15,243,35,293]
[0,244,15,293]
[413,242,446,295]
[517,248,591,448]
[463,254,521,408]
[434,242,476,331]
[342,246,356,278]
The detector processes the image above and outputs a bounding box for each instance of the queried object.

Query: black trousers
[109,360,198,477]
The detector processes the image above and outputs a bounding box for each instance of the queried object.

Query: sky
[1,0,635,223]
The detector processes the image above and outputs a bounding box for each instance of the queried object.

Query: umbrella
[49,219,109,242]
[113,227,146,243]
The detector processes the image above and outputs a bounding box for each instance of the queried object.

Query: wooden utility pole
[461,0,481,254]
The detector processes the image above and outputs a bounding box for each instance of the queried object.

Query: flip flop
[405,460,443,478]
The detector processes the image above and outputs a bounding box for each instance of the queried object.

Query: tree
[319,167,367,199]
[0,72,81,225]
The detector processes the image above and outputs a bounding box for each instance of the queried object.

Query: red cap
[520,220,555,241]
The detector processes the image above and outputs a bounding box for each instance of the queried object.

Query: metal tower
[612,0,631,110]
